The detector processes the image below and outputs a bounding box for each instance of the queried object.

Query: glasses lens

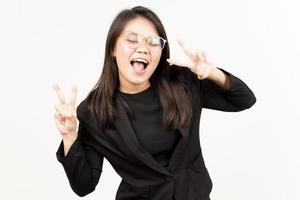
[124,32,139,48]
[148,36,165,52]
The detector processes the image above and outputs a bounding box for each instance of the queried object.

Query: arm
[198,67,256,111]
[206,67,230,90]
[166,39,256,112]
[56,111,104,197]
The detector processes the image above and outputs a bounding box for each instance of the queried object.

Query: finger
[196,50,205,63]
[177,38,195,58]
[54,116,66,134]
[202,51,213,63]
[55,104,73,118]
[53,83,66,104]
[191,68,205,80]
[70,109,77,119]
[54,110,64,123]
[191,66,202,74]
[61,109,74,118]
[167,58,192,69]
[54,104,62,114]
[197,74,206,80]
[196,68,210,80]
[69,84,78,106]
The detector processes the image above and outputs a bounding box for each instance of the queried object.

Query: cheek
[152,53,162,66]
[115,46,133,67]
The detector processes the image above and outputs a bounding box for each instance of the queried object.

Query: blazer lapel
[167,126,190,172]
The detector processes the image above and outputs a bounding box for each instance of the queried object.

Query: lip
[130,56,149,62]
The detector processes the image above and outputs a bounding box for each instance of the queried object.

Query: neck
[119,81,151,94]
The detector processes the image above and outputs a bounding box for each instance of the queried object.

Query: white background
[1,0,299,199]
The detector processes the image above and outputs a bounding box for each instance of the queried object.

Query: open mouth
[130,58,149,72]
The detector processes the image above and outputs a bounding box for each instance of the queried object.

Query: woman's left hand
[167,39,217,80]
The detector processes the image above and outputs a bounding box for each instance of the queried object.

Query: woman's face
[113,17,162,93]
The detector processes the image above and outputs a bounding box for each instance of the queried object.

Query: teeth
[132,58,148,64]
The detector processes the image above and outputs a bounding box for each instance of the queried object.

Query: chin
[130,79,149,86]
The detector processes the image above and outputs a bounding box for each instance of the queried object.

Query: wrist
[63,134,77,144]
[208,67,230,90]
[207,67,219,81]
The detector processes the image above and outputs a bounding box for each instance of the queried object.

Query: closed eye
[126,39,138,43]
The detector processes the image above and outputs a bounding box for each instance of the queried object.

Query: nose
[135,41,149,54]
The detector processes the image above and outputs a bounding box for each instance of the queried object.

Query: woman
[53,6,256,200]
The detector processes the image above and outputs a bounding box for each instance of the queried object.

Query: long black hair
[85,6,192,131]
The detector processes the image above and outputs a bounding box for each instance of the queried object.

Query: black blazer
[56,67,256,200]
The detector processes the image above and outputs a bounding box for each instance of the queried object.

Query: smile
[130,58,149,70]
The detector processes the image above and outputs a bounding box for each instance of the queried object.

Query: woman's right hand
[53,84,78,152]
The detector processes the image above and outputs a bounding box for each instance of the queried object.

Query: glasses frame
[122,31,167,52]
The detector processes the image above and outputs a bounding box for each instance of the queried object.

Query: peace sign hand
[53,84,78,141]
[167,39,217,80]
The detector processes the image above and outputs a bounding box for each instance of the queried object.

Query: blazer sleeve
[56,102,104,197]
[187,67,256,111]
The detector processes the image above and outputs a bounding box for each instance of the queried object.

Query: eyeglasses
[122,31,167,52]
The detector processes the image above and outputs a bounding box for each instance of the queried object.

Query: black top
[119,86,181,167]
[56,67,257,199]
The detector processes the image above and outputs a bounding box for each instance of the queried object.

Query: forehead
[123,17,159,37]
